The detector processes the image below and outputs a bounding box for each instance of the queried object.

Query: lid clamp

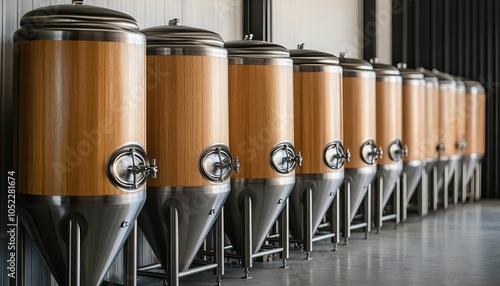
[243,34,253,40]
[169,18,180,25]
[297,43,305,49]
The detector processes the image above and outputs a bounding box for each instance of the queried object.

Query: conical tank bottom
[18,192,145,286]
[462,154,482,186]
[138,185,230,272]
[436,156,460,191]
[376,162,403,208]
[225,177,295,256]
[344,167,377,224]
[403,160,425,204]
[289,172,344,240]
[425,158,438,174]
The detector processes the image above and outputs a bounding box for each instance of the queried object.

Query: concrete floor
[140,200,500,285]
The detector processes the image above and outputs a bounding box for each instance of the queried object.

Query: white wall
[272,0,363,58]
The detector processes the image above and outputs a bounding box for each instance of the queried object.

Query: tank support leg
[16,220,25,286]
[453,164,459,206]
[443,165,449,210]
[401,172,408,223]
[242,196,252,279]
[68,219,81,286]
[431,166,438,211]
[374,176,383,233]
[475,163,481,200]
[363,184,371,239]
[214,207,224,286]
[304,188,313,260]
[418,169,428,218]
[280,198,289,269]
[167,206,179,286]
[461,162,467,203]
[393,178,401,228]
[343,182,351,245]
[124,221,137,286]
[331,189,339,251]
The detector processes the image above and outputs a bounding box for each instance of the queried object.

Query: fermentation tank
[433,70,459,207]
[398,65,426,212]
[14,2,155,285]
[371,60,406,229]
[463,81,486,197]
[225,39,299,274]
[289,46,348,254]
[339,54,381,240]
[139,19,237,280]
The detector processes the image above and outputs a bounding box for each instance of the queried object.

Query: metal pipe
[461,162,467,203]
[167,207,179,286]
[432,166,438,211]
[243,196,252,278]
[179,264,218,278]
[124,221,137,286]
[331,189,340,250]
[418,169,428,217]
[394,177,401,226]
[381,214,397,222]
[68,219,81,286]
[304,188,313,258]
[311,233,336,242]
[16,221,24,286]
[343,182,350,244]
[443,165,449,209]
[137,263,162,272]
[251,247,284,258]
[375,176,383,233]
[364,184,372,239]
[279,198,289,268]
[214,207,224,285]
[401,172,408,222]
[349,222,368,230]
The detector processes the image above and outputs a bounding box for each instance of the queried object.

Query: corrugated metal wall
[0,0,363,285]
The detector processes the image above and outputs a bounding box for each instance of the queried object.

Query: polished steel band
[15,29,145,44]
[228,57,293,66]
[293,65,342,73]
[342,70,376,78]
[376,75,402,83]
[146,46,227,57]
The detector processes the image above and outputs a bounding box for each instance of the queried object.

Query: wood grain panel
[146,55,229,187]
[465,89,479,155]
[229,64,294,179]
[438,85,457,157]
[456,86,467,152]
[477,91,486,155]
[294,70,343,174]
[424,83,440,159]
[343,76,377,169]
[375,80,402,165]
[17,40,146,196]
[402,82,426,161]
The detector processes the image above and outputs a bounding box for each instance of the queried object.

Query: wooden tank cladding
[424,83,440,159]
[343,76,376,169]
[147,55,229,187]
[375,79,402,165]
[17,40,146,196]
[477,91,486,155]
[294,69,343,174]
[402,81,426,161]
[229,64,294,179]
[438,85,457,157]
[456,86,467,150]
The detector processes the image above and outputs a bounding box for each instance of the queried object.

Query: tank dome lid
[417,67,439,83]
[338,52,373,71]
[19,2,139,31]
[289,44,339,65]
[369,58,400,76]
[141,18,224,48]
[397,63,424,80]
[432,69,456,84]
[225,36,289,58]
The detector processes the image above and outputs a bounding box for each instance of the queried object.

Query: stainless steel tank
[224,39,299,271]
[14,2,155,285]
[371,59,405,226]
[339,54,381,240]
[289,46,347,253]
[462,81,486,196]
[398,65,426,208]
[433,70,459,206]
[139,19,237,277]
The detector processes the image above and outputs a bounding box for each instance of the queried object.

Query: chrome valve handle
[437,143,446,152]
[285,150,303,167]
[372,146,383,160]
[343,148,351,162]
[456,140,468,150]
[214,154,240,176]
[127,149,157,188]
[401,144,409,158]
[199,145,236,183]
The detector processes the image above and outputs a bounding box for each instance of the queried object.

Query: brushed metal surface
[289,172,344,240]
[376,162,403,208]
[138,184,229,272]
[344,167,377,223]
[17,192,145,286]
[403,160,425,204]
[224,177,295,256]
